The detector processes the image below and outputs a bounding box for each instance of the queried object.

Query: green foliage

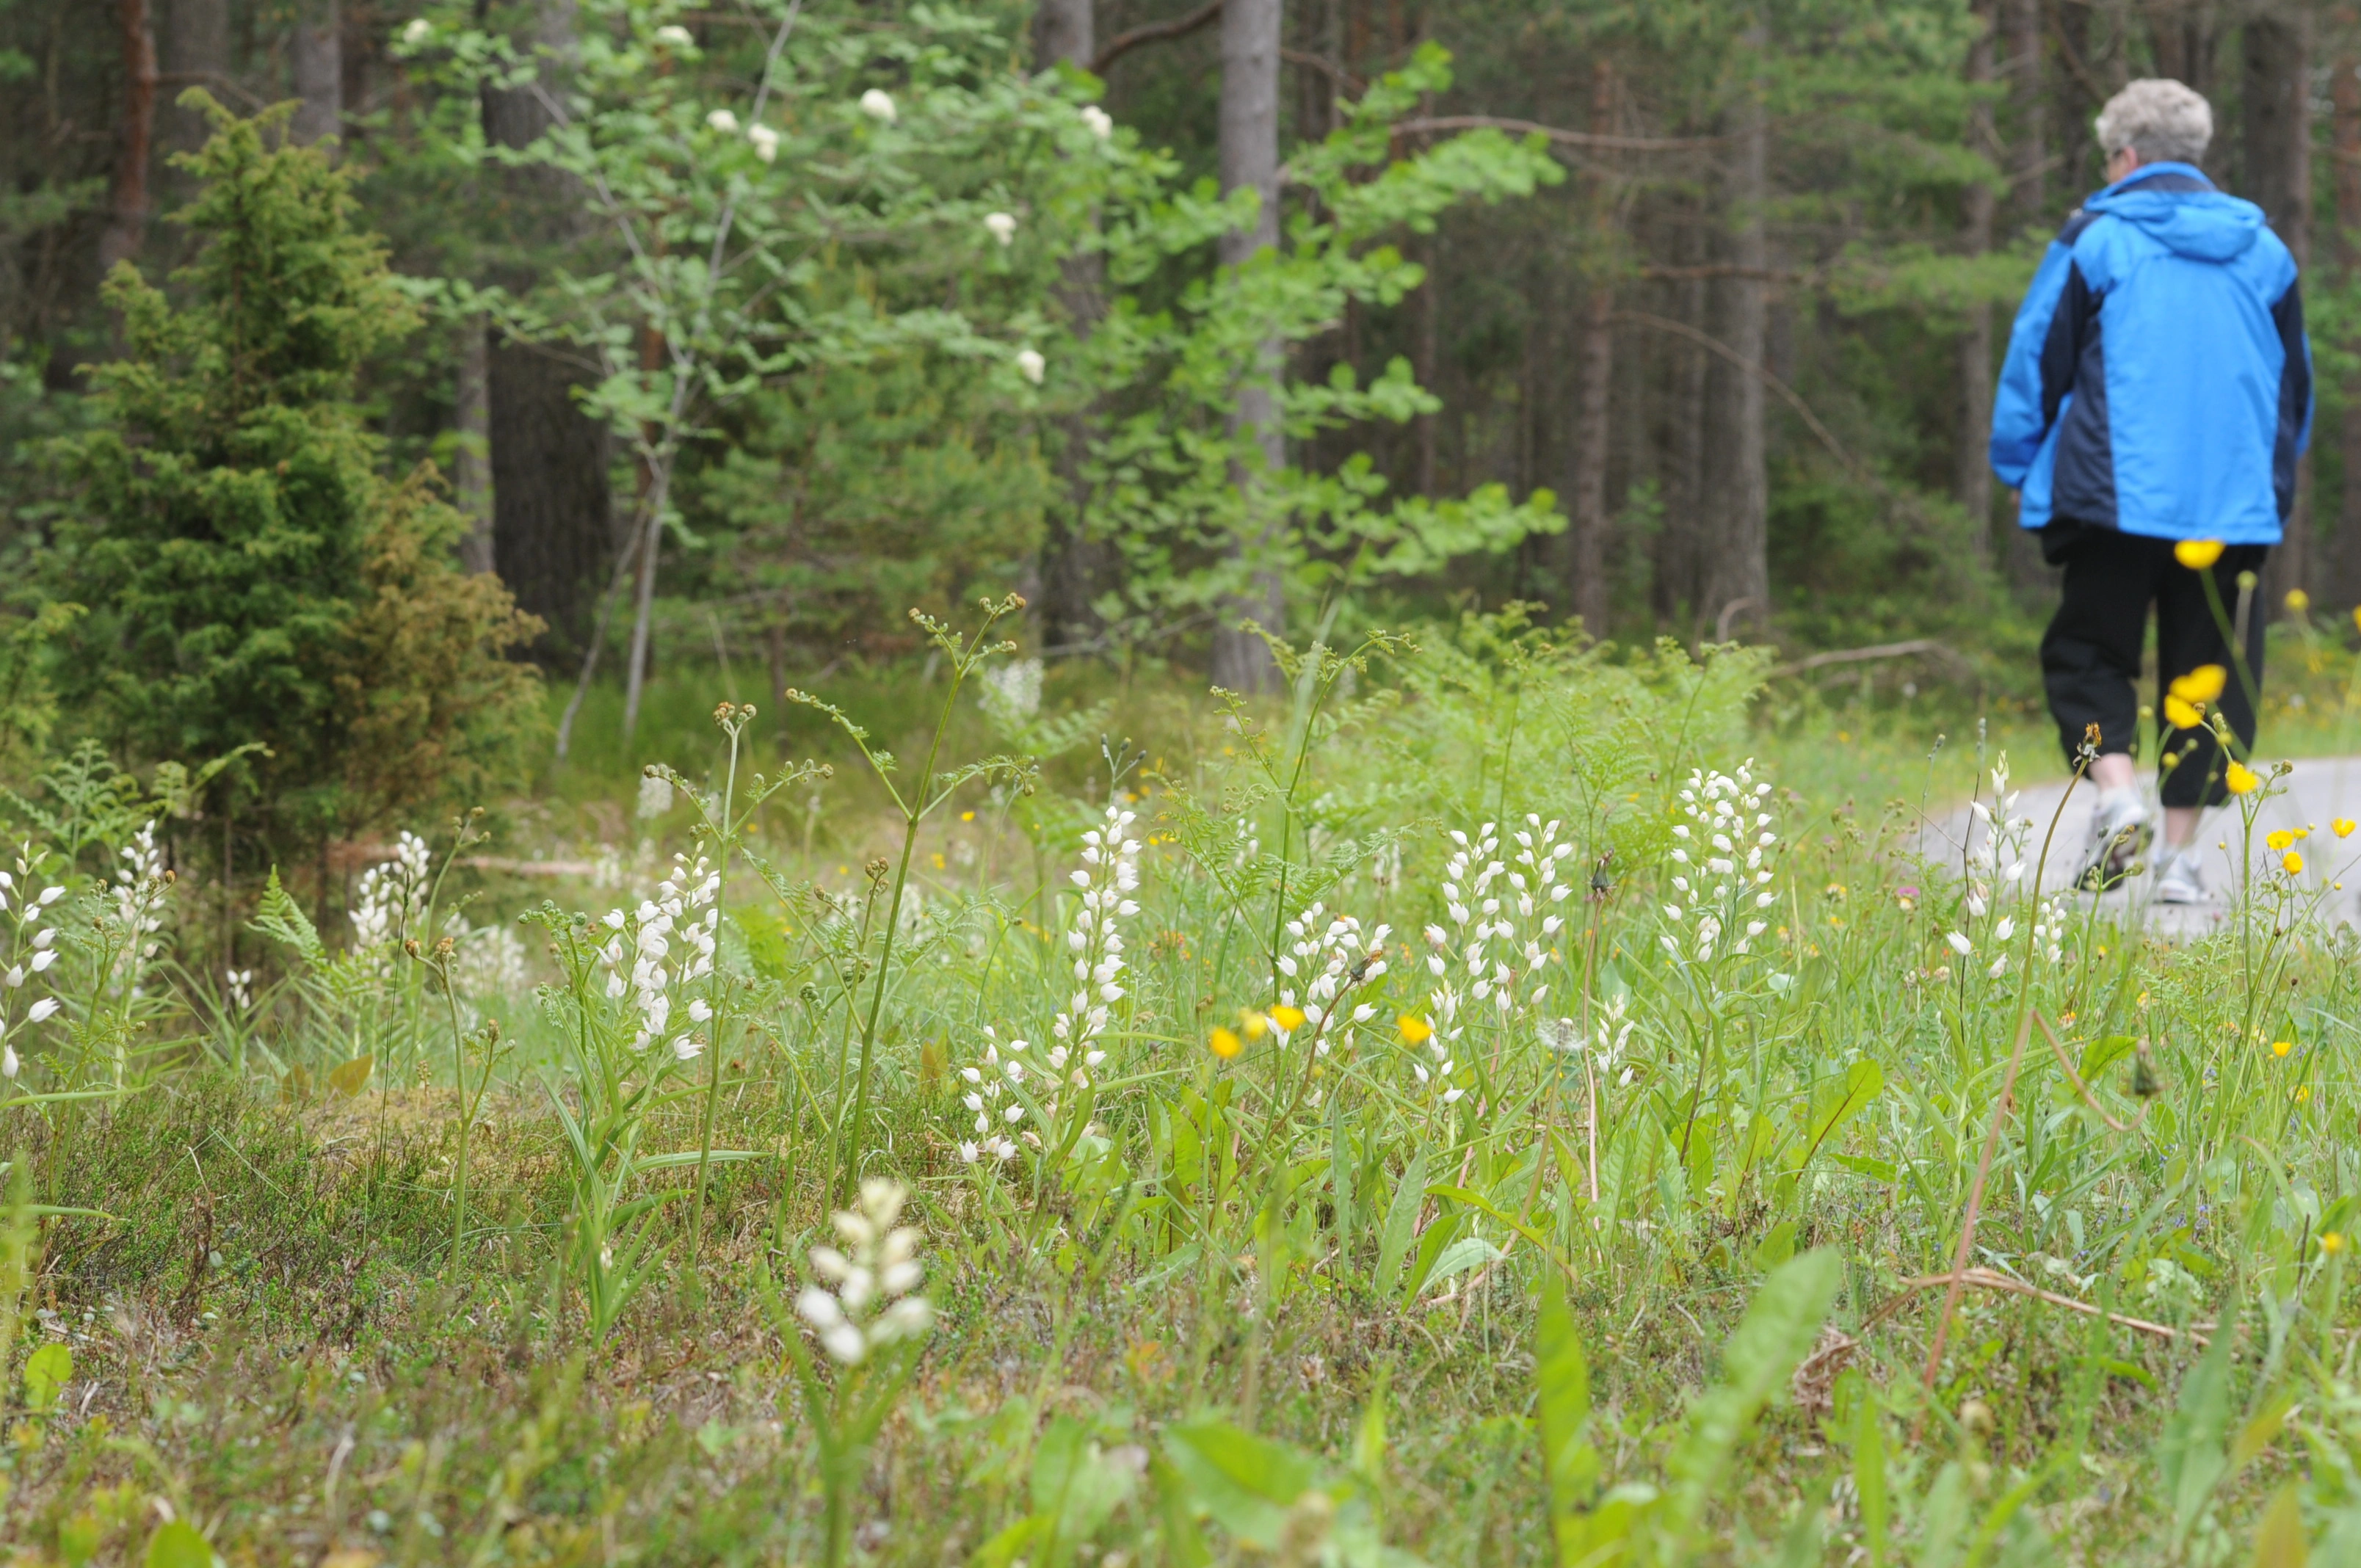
[46,96,542,845]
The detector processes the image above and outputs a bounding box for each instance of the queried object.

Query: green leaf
[1375,1150,1429,1291]
[1162,1420,1323,1550]
[1421,1235,1504,1288]
[250,869,326,968]
[1537,1271,1600,1566]
[143,1520,214,1568]
[22,1340,70,1412]
[1802,1061,1884,1164]
[1854,1393,1889,1568]
[2161,1318,2238,1543]
[2250,1484,2307,1567]
[1666,1249,1842,1542]
[326,1054,374,1097]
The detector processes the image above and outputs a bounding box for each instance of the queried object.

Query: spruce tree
[50,93,543,851]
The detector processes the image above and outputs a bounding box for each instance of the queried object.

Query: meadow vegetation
[9,602,2361,1566]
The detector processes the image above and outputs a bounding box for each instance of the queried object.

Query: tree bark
[2335,50,2361,612]
[1657,210,1711,626]
[1210,0,1285,694]
[1701,26,1771,636]
[98,0,159,280]
[482,0,612,660]
[1032,0,1121,656]
[2246,10,2311,604]
[454,317,495,575]
[1958,1,1996,562]
[292,0,341,148]
[162,0,229,164]
[1563,57,1616,634]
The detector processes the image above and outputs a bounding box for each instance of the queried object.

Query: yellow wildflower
[2226,761,2260,795]
[2288,588,2312,615]
[2268,830,2295,852]
[2169,664,2227,704]
[2274,1039,2293,1058]
[1270,1004,1307,1032]
[1242,1012,1269,1039]
[1399,1015,1433,1045]
[2336,818,2357,839]
[2324,1232,2346,1255]
[2175,539,2226,570]
[2285,850,2304,876]
[2162,694,2202,730]
[1209,1027,1243,1059]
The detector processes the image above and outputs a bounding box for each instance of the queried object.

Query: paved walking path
[1913,756,2361,937]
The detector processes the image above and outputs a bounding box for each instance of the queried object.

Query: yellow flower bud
[2174,539,2226,570]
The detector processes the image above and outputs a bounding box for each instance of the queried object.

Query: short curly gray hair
[2094,79,2213,166]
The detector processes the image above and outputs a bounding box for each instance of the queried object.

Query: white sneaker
[2076,788,2153,892]
[2154,847,2207,904]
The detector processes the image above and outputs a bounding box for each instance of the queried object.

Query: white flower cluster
[225,968,254,1013]
[797,1179,934,1365]
[977,657,1044,728]
[351,830,434,955]
[1416,817,1577,1100]
[452,916,534,1002]
[1553,995,1636,1086]
[1661,763,1777,963]
[703,106,777,161]
[0,852,68,1081]
[1274,901,1388,1056]
[112,821,172,994]
[636,771,675,820]
[1965,758,2031,914]
[1080,105,1114,140]
[595,854,720,1061]
[954,801,1139,1164]
[1945,896,2067,979]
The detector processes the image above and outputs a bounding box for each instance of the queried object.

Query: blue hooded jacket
[1990,161,2311,544]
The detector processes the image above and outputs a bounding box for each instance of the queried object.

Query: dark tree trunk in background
[1032,0,1120,656]
[1210,0,1285,694]
[454,318,495,576]
[1958,1,1995,563]
[1657,210,1711,625]
[162,0,229,162]
[2334,50,2361,616]
[1999,0,2052,589]
[1563,57,1615,634]
[292,0,341,148]
[483,0,612,659]
[99,0,159,279]
[2245,10,2311,604]
[1702,27,1771,636]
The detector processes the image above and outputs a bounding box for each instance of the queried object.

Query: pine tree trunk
[1658,214,1711,628]
[292,0,341,148]
[1959,1,1995,562]
[162,0,228,165]
[2332,53,2361,614]
[2246,10,2311,606]
[1702,26,1771,636]
[482,0,613,661]
[1032,0,1119,656]
[1210,0,1285,694]
[1562,57,1617,634]
[1998,0,2051,591]
[98,0,159,279]
[454,317,495,575]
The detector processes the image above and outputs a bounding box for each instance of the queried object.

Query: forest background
[1,0,2356,832]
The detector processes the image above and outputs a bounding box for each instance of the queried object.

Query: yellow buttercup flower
[2337,819,2357,839]
[2268,830,2295,852]
[2175,539,2226,570]
[2285,850,2304,876]
[1242,1012,1269,1039]
[2170,664,2227,704]
[2324,1231,2346,1255]
[1269,1004,1307,1032]
[1209,1026,1243,1059]
[1399,1014,1433,1045]
[2288,588,2312,614]
[2162,694,2202,730]
[2226,761,2261,795]
[2273,1039,2293,1058]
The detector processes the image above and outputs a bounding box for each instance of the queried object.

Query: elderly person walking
[1991,78,2311,901]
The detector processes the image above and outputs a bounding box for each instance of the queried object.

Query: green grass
[13,615,2361,1565]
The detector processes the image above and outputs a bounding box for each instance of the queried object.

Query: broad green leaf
[2161,1318,2238,1543]
[1537,1271,1600,1566]
[2251,1484,2307,1567]
[1421,1235,1504,1288]
[1854,1392,1889,1568]
[22,1340,70,1411]
[1153,1453,1212,1568]
[1375,1151,1430,1291]
[1399,1211,1468,1304]
[1804,1061,1884,1163]
[144,1520,214,1568]
[326,1054,374,1097]
[1162,1420,1321,1549]
[1354,1363,1390,1486]
[1665,1249,1841,1540]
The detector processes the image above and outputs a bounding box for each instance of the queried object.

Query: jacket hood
[2086,166,2265,262]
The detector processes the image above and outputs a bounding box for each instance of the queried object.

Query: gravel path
[1915,756,2361,937]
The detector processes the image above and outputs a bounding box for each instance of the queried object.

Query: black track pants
[2037,526,2267,810]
